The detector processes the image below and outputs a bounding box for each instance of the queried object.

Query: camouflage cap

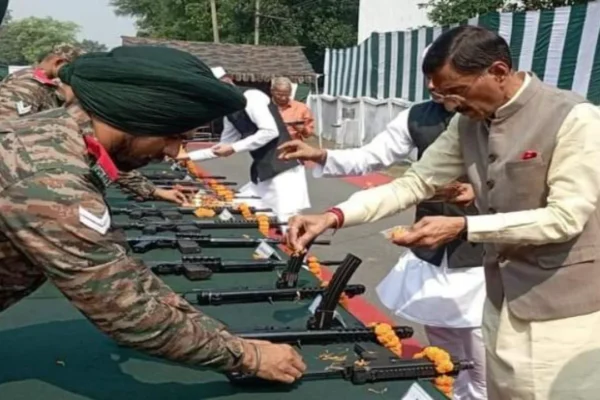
[51,43,86,62]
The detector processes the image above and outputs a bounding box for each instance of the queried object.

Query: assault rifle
[229,254,411,344]
[123,194,261,202]
[147,255,343,281]
[141,172,226,181]
[128,232,330,254]
[232,325,413,344]
[194,284,365,305]
[149,179,237,187]
[113,218,283,235]
[229,343,474,386]
[110,206,271,220]
[149,261,214,281]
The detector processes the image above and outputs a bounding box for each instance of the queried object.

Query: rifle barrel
[232,326,413,344]
[195,284,365,305]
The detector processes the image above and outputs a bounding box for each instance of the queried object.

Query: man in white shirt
[279,100,486,399]
[186,67,310,224]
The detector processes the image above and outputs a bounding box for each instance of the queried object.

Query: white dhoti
[484,299,600,400]
[236,165,310,225]
[376,250,488,400]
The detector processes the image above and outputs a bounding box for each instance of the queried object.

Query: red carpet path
[189,142,423,356]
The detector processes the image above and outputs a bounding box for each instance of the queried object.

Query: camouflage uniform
[0,103,245,370]
[0,44,159,200]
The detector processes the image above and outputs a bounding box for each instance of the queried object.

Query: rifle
[229,343,474,386]
[147,255,344,281]
[149,179,237,187]
[141,172,226,181]
[122,194,261,203]
[228,254,411,344]
[113,219,284,235]
[128,232,330,254]
[232,325,413,344]
[149,261,214,281]
[193,284,365,305]
[110,206,271,220]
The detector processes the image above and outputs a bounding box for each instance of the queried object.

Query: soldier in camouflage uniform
[0,43,189,205]
[0,45,305,383]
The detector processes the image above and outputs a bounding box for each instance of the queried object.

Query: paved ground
[198,151,428,345]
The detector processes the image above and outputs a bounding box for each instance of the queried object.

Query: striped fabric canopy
[323,1,600,104]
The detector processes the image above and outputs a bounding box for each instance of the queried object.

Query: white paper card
[308,294,323,314]
[254,240,276,259]
[401,382,435,400]
[307,294,346,327]
[218,209,233,221]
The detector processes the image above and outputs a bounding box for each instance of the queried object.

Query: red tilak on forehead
[83,136,119,181]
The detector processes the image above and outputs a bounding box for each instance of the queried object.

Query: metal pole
[315,75,323,148]
[254,0,260,45]
[210,0,220,43]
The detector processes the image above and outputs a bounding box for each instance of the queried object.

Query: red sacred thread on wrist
[326,207,344,229]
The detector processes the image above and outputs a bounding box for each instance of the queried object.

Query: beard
[109,137,152,172]
[112,153,151,171]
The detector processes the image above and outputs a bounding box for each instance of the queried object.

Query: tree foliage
[419,0,592,26]
[0,15,109,65]
[110,0,360,72]
[78,39,108,53]
[0,16,79,64]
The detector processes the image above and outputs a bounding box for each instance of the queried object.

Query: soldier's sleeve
[0,171,245,371]
[116,170,158,199]
[0,79,58,119]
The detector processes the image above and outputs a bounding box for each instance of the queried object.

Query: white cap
[211,66,227,79]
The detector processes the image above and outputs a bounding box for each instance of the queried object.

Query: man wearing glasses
[285,25,600,399]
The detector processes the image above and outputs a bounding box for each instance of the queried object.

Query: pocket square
[521,150,538,160]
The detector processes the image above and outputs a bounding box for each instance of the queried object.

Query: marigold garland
[413,346,455,397]
[368,322,403,357]
[306,256,323,280]
[256,214,270,236]
[237,203,253,220]
[194,208,216,218]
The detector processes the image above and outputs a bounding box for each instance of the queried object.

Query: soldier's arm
[116,170,157,199]
[0,171,247,371]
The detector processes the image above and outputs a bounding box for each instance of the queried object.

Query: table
[0,163,449,400]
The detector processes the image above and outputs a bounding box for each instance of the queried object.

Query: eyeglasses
[430,72,486,108]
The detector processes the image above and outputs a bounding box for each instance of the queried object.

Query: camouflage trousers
[0,233,47,311]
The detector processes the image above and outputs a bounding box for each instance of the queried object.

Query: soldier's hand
[153,188,189,205]
[241,339,306,383]
[278,140,327,164]
[286,213,338,251]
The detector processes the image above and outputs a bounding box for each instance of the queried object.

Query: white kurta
[188,89,310,221]
[312,106,485,328]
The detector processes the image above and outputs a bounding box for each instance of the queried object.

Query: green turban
[58,45,246,136]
